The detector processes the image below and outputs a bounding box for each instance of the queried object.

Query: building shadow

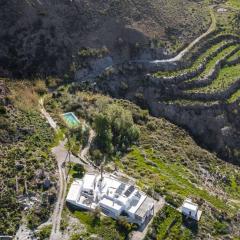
[182,215,199,235]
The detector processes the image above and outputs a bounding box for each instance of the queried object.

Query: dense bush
[0,104,6,114]
[72,163,85,178]
[72,211,129,240]
[27,206,51,230]
[213,221,230,235]
[117,217,137,233]
[164,194,182,208]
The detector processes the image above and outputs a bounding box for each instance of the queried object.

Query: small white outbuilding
[180,198,202,221]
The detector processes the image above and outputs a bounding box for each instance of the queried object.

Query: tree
[72,163,85,178]
[117,216,136,233]
[94,113,113,153]
[94,104,140,154]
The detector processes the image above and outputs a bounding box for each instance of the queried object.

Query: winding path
[151,10,216,63]
[50,141,68,240]
[39,98,96,240]
[40,98,66,240]
[79,127,96,162]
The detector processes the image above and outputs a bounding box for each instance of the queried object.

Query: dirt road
[39,98,66,240]
[79,128,96,162]
[39,98,95,239]
[151,9,216,63]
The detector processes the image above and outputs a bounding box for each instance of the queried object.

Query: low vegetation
[187,63,240,93]
[145,205,193,240]
[0,80,56,235]
[228,0,240,9]
[66,208,136,240]
[35,225,52,240]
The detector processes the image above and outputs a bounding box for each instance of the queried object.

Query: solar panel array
[124,185,135,197]
[115,183,126,196]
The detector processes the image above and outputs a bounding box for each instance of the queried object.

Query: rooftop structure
[66,173,154,225]
[179,198,202,221]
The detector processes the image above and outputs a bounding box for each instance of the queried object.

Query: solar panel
[124,185,135,197]
[116,183,126,195]
[135,191,141,199]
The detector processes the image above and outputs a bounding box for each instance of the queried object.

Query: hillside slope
[45,85,240,239]
[93,5,240,164]
[0,0,210,77]
[0,80,57,235]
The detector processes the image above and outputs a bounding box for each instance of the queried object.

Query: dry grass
[6,79,49,111]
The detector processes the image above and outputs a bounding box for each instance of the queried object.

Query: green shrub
[146,205,192,240]
[117,217,137,233]
[70,233,83,240]
[214,221,230,235]
[165,194,182,208]
[35,225,52,240]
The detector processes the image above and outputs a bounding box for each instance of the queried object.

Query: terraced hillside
[93,7,240,164]
[151,32,240,164]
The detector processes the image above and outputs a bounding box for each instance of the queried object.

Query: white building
[66,173,155,225]
[180,198,202,221]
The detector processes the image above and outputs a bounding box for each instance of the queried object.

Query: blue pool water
[62,112,80,128]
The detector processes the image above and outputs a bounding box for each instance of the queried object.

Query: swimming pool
[62,112,80,128]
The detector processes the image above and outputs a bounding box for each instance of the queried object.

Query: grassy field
[228,0,240,9]
[228,88,240,103]
[119,147,228,210]
[227,49,240,62]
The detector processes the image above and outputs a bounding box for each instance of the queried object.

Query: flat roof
[128,192,146,214]
[100,197,122,211]
[66,180,82,202]
[117,195,129,205]
[96,175,124,195]
[182,201,198,212]
[135,196,154,218]
[82,174,96,190]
